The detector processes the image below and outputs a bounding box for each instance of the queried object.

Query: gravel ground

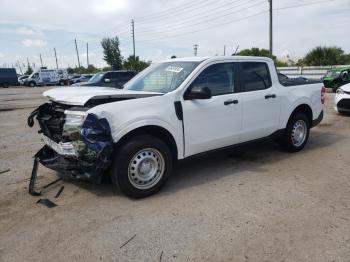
[0,87,349,262]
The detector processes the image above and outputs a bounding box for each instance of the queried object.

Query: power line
[136,0,215,21]
[136,0,265,36]
[135,0,260,33]
[274,0,335,11]
[140,10,269,43]
[137,0,336,43]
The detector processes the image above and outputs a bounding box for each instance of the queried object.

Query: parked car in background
[323,68,350,92]
[334,83,350,114]
[0,68,19,88]
[72,70,137,88]
[69,74,93,85]
[24,69,68,87]
[68,74,81,85]
[28,56,324,198]
[18,75,29,85]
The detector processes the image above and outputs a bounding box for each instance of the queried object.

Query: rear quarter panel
[279,83,323,128]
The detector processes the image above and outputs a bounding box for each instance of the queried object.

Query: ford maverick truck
[28,56,325,198]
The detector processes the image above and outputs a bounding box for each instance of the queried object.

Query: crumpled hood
[43,86,162,106]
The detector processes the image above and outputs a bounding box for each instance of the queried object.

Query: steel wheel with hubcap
[110,135,172,198]
[128,148,165,190]
[291,120,307,147]
[280,113,310,152]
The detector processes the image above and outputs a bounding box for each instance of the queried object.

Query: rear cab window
[241,62,272,92]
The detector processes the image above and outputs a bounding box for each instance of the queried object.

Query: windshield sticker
[165,66,183,73]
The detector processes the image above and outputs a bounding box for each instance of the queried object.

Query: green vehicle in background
[323,68,350,92]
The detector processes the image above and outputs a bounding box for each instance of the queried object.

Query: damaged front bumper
[28,103,114,184]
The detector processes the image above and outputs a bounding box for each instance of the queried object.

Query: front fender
[112,118,184,160]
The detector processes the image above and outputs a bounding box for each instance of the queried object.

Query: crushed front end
[28,102,114,184]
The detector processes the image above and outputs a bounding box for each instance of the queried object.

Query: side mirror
[104,78,111,83]
[184,85,212,100]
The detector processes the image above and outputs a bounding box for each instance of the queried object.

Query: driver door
[182,62,243,157]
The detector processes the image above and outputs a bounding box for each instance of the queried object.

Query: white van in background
[24,69,68,87]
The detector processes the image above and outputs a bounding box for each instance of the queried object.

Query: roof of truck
[163,56,273,63]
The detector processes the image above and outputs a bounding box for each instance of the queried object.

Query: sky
[0,0,349,72]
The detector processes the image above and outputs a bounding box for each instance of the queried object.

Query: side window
[118,72,133,82]
[191,63,235,96]
[109,72,119,80]
[242,62,272,92]
[104,73,111,80]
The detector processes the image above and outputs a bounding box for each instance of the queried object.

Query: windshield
[325,70,341,78]
[89,73,104,83]
[124,61,200,93]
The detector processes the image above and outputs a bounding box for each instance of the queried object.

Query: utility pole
[223,45,226,56]
[131,19,136,70]
[233,45,239,55]
[268,0,273,56]
[193,44,198,56]
[86,42,89,68]
[39,54,43,68]
[54,48,58,69]
[74,38,81,68]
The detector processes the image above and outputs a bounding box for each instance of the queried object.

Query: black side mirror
[184,86,212,100]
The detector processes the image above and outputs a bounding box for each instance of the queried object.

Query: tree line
[235,46,350,67]
[24,36,350,75]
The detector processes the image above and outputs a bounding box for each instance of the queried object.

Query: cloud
[92,0,127,14]
[21,38,47,47]
[15,26,42,36]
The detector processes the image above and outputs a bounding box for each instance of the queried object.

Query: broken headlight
[63,110,88,140]
[65,110,88,126]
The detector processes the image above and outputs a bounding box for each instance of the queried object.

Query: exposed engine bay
[28,101,114,183]
[26,86,163,194]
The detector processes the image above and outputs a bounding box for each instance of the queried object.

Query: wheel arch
[114,125,179,164]
[286,104,313,128]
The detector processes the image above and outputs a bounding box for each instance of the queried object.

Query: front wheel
[29,82,36,87]
[280,113,310,152]
[110,135,173,198]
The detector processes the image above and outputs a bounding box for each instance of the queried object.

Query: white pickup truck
[28,56,325,198]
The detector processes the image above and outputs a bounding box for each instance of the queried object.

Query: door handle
[224,99,238,105]
[265,94,276,99]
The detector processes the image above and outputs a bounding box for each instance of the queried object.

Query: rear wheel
[280,113,310,152]
[59,80,65,86]
[110,135,172,198]
[29,82,36,87]
[2,82,9,88]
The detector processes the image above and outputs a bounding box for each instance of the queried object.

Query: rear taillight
[321,86,326,104]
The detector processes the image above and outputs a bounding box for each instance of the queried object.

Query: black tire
[280,113,310,152]
[29,82,36,87]
[59,80,65,86]
[2,82,9,88]
[110,135,173,198]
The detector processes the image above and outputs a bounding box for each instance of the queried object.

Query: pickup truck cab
[28,56,325,198]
